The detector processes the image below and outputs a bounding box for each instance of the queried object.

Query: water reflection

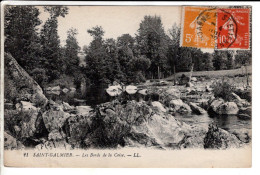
[174,112,251,131]
[45,85,110,107]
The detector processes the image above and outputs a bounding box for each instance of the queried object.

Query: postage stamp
[181,6,251,50]
[181,6,217,49]
[217,8,250,49]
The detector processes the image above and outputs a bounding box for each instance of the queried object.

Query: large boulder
[4,109,45,139]
[239,106,252,116]
[42,108,70,132]
[189,102,207,115]
[210,98,225,112]
[230,92,250,108]
[169,99,191,114]
[4,132,25,150]
[216,102,239,115]
[204,124,243,149]
[84,100,206,149]
[165,88,180,98]
[234,88,251,102]
[190,77,197,82]
[179,74,190,85]
[231,129,251,143]
[15,101,38,111]
[156,87,180,106]
[238,107,252,119]
[76,106,93,116]
[63,114,93,148]
[62,102,75,112]
[151,101,166,112]
[4,53,48,107]
[46,86,61,91]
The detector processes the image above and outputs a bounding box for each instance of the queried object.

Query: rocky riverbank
[4,53,252,150]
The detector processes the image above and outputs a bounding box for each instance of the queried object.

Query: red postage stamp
[217,8,250,49]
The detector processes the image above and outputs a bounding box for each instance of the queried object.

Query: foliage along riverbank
[5,6,252,90]
[4,53,252,150]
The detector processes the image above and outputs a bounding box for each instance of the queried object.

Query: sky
[37,6,182,50]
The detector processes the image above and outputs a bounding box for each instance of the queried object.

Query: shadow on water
[207,112,251,131]
[44,85,111,108]
[174,112,251,132]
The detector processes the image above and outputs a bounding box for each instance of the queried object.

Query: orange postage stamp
[181,6,217,49]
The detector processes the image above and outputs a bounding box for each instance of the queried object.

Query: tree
[235,50,252,86]
[168,23,181,47]
[127,56,151,83]
[43,6,68,18]
[117,34,135,79]
[136,15,169,79]
[226,50,235,70]
[201,52,214,71]
[31,68,48,88]
[104,38,125,82]
[117,34,135,49]
[167,23,181,84]
[87,26,104,40]
[40,6,69,81]
[40,17,62,80]
[85,26,124,85]
[235,50,252,67]
[64,28,80,75]
[4,6,42,72]
[213,50,228,70]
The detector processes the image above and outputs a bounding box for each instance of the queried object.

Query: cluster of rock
[208,93,251,118]
[4,98,245,150]
[4,53,251,150]
[45,86,76,95]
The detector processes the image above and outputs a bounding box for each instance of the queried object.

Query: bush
[47,74,75,89]
[30,68,48,88]
[212,79,235,101]
[4,77,18,104]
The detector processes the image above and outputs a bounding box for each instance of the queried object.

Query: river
[44,86,251,133]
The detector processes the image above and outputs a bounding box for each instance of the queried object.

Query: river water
[44,86,251,132]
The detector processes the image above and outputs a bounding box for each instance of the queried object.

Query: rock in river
[189,102,207,115]
[169,99,192,114]
[76,106,93,116]
[204,124,243,149]
[151,101,166,112]
[210,98,224,113]
[216,102,239,115]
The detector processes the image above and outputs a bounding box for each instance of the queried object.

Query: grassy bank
[165,66,252,81]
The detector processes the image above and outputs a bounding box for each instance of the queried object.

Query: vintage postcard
[1,3,252,168]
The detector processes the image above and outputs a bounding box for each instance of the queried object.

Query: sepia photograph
[1,3,252,168]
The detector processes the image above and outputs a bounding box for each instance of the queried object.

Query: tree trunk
[173,65,176,85]
[158,66,160,79]
[189,63,194,83]
[245,65,249,86]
